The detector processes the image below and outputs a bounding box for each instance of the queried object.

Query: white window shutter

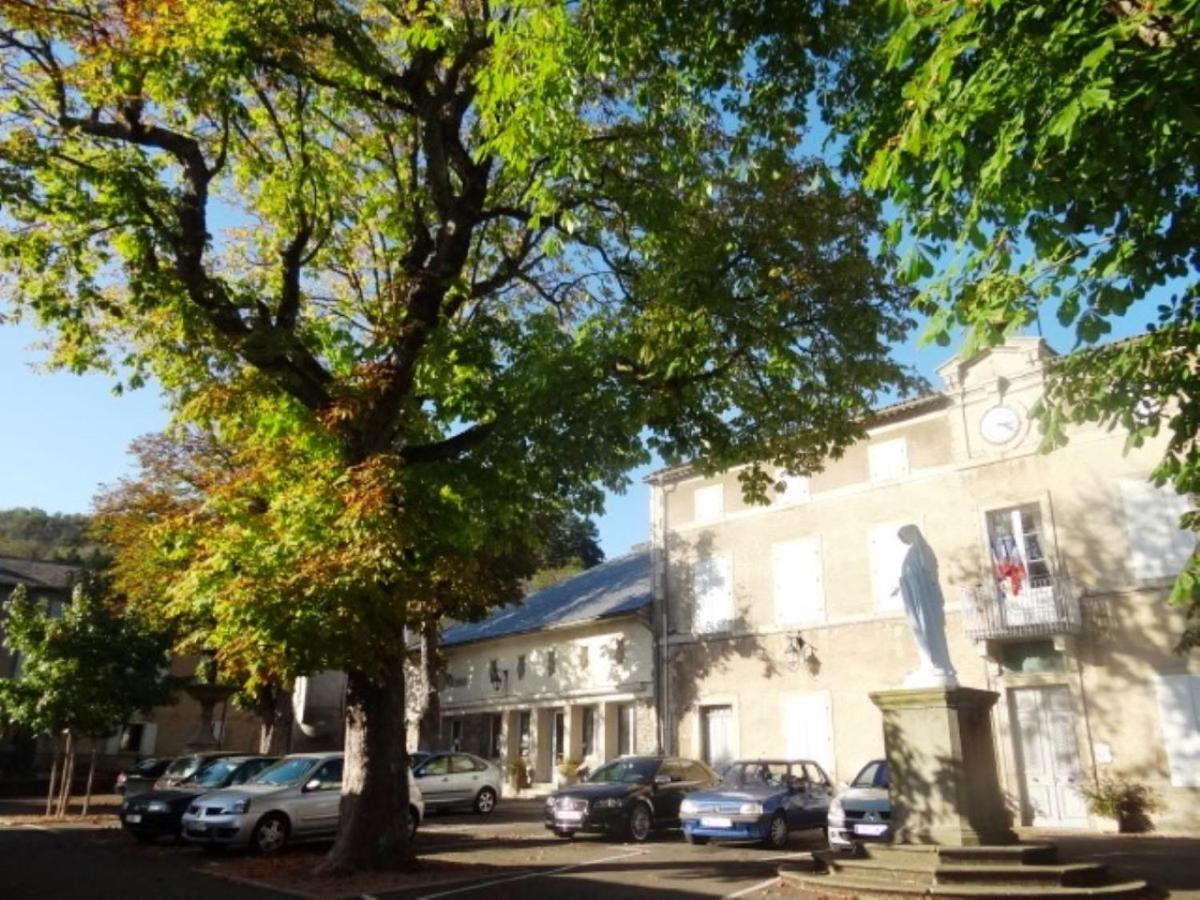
[775,473,811,506]
[693,484,724,523]
[773,537,825,624]
[782,693,834,776]
[869,438,909,484]
[870,521,910,613]
[693,555,733,633]
[1155,674,1200,787]
[1120,480,1195,581]
[138,723,158,757]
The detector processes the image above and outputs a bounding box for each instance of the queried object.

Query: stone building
[648,337,1200,831]
[434,549,657,791]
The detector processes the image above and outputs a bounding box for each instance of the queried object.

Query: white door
[783,693,834,777]
[701,706,735,771]
[1011,686,1088,826]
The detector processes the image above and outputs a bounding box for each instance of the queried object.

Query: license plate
[700,816,732,828]
[555,810,583,821]
[125,814,142,824]
[190,822,208,832]
[854,823,888,836]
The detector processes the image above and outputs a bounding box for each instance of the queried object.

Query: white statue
[895,525,958,689]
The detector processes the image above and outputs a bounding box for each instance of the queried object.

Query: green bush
[1082,775,1160,833]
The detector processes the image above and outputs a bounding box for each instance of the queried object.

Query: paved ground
[2,797,1198,899]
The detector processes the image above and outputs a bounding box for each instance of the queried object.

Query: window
[683,761,713,784]
[118,723,146,753]
[1154,674,1200,787]
[449,718,463,751]
[421,754,450,776]
[659,760,686,783]
[1000,640,1064,675]
[451,754,484,773]
[488,659,501,690]
[1120,479,1195,581]
[692,554,734,633]
[987,504,1052,589]
[546,649,556,677]
[617,703,636,755]
[579,645,589,670]
[775,472,810,506]
[518,711,531,758]
[772,536,825,624]
[581,706,596,757]
[487,714,502,759]
[868,438,909,484]
[312,758,343,790]
[517,655,526,679]
[693,483,724,523]
[869,521,910,613]
[612,637,626,665]
[553,710,565,763]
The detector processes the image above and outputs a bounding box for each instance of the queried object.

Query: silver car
[412,751,502,814]
[827,759,891,850]
[181,752,425,854]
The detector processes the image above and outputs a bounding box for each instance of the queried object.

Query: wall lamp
[783,634,816,671]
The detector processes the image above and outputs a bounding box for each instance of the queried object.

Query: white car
[827,759,891,850]
[181,752,424,853]
[412,751,502,814]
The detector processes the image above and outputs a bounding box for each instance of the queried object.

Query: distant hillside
[0,508,107,564]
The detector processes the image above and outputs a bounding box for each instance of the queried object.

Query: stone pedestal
[870,686,1015,846]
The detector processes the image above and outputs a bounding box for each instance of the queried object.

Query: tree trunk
[417,616,442,751]
[56,731,75,818]
[44,737,60,818]
[317,662,412,874]
[81,744,97,817]
[256,685,296,755]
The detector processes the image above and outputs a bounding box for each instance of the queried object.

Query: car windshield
[251,757,321,786]
[193,758,241,787]
[851,761,888,789]
[132,758,162,775]
[723,762,791,788]
[588,758,658,785]
[163,756,202,779]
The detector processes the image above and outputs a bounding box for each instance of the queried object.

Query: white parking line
[724,876,780,898]
[415,848,649,899]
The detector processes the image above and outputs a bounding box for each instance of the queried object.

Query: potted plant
[556,757,584,787]
[1082,774,1160,833]
[505,757,531,791]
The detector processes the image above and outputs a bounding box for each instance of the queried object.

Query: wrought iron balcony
[961,574,1082,641]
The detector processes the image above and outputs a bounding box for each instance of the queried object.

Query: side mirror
[653,774,671,786]
[837,781,849,793]
[303,778,322,792]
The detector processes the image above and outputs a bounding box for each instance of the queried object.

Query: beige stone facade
[650,338,1199,833]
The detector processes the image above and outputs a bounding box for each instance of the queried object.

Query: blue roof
[441,549,652,647]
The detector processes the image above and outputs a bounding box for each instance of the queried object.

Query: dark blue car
[679,758,832,849]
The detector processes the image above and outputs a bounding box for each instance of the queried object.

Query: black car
[120,755,277,843]
[544,756,719,842]
[152,751,239,791]
[114,758,172,797]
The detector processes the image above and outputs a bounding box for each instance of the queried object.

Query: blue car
[679,758,833,849]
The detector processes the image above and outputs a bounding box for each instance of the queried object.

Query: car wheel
[627,803,652,843]
[251,813,290,855]
[763,812,788,850]
[408,805,422,842]
[474,787,497,815]
[685,833,709,845]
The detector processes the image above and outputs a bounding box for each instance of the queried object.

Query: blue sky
[0,299,1159,559]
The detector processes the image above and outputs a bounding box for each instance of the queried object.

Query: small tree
[0,579,178,816]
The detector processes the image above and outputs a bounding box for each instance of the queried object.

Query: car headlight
[738,802,763,815]
[228,798,251,815]
[680,799,697,814]
[593,798,622,809]
[827,798,844,825]
[146,800,169,813]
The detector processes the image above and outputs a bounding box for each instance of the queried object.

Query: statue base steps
[780,843,1148,899]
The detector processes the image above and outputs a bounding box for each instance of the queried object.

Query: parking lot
[0,797,821,899]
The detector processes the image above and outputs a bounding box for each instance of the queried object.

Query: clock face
[980,405,1022,445]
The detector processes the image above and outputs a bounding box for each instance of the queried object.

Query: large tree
[1,1,918,871]
[825,0,1200,647]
